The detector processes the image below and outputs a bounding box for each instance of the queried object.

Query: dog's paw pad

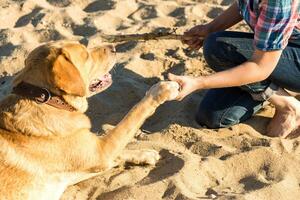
[139,149,160,165]
[147,81,179,103]
[130,149,160,165]
[165,81,180,100]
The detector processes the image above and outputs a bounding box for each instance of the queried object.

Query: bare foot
[267,98,300,138]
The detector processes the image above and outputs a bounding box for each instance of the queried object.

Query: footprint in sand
[139,149,184,185]
[72,24,97,37]
[0,75,13,100]
[162,183,190,200]
[94,149,185,200]
[35,29,64,42]
[189,140,225,157]
[207,7,224,19]
[84,0,116,13]
[14,7,45,28]
[239,175,270,191]
[140,53,155,61]
[72,19,97,37]
[168,7,187,27]
[129,4,157,21]
[221,0,235,6]
[115,41,138,53]
[46,0,71,7]
[0,43,18,58]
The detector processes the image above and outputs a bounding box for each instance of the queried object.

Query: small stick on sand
[100,27,205,43]
[101,32,185,43]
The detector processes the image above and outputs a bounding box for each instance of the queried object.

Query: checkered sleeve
[254,0,299,51]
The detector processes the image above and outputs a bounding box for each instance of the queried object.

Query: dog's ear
[51,50,86,97]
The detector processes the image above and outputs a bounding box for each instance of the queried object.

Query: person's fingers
[177,96,184,101]
[190,40,203,50]
[182,36,198,45]
[193,39,203,47]
[190,38,199,43]
[181,39,190,45]
[184,25,205,37]
[168,74,185,93]
[175,92,186,101]
[184,40,194,47]
[184,28,199,36]
[197,44,203,49]
[168,73,182,83]
[168,73,183,91]
[175,93,183,100]
[183,30,193,37]
[182,34,196,41]
[184,38,201,49]
[168,75,191,101]
[183,33,203,41]
[190,41,199,48]
[186,37,203,44]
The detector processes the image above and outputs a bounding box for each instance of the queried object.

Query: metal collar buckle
[35,88,51,104]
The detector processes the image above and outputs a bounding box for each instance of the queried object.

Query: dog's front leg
[115,149,160,166]
[98,81,179,167]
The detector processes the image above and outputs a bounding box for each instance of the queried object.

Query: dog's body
[0,41,179,200]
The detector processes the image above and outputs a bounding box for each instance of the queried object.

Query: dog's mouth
[89,73,112,92]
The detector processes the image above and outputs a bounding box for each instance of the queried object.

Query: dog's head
[13,41,116,112]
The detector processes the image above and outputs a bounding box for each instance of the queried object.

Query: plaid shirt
[238,0,300,51]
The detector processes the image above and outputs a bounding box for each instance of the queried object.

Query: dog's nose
[107,45,116,53]
[111,46,116,53]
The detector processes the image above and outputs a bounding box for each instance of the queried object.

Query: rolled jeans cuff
[250,83,279,101]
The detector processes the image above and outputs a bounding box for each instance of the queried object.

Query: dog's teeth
[89,73,112,92]
[92,79,100,84]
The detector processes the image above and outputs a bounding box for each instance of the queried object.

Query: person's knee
[203,31,245,73]
[196,110,222,129]
[203,32,231,72]
[195,104,240,129]
[196,87,262,129]
[203,32,219,70]
[196,111,240,129]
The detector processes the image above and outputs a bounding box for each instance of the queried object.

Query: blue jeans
[196,31,300,128]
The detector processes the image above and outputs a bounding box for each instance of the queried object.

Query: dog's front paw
[125,149,160,165]
[120,149,160,165]
[147,81,179,104]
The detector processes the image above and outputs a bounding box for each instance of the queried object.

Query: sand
[0,0,300,199]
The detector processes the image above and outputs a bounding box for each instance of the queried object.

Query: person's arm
[183,2,242,49]
[168,49,282,100]
[206,1,243,33]
[200,49,282,88]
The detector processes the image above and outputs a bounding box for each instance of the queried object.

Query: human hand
[168,73,203,101]
[146,81,180,104]
[182,24,211,50]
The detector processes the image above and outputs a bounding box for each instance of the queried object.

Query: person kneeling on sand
[168,0,300,138]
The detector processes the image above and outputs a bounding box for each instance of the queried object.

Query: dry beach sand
[0,0,300,199]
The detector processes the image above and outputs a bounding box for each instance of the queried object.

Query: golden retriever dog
[0,41,179,200]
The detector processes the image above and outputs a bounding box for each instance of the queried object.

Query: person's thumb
[182,33,194,39]
[168,73,182,83]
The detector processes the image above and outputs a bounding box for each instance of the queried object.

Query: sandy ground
[0,0,300,199]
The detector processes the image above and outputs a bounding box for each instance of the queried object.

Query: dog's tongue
[100,74,111,82]
[89,73,112,92]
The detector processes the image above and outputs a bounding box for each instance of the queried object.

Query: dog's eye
[63,54,72,63]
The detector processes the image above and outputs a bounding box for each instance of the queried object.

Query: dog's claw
[147,81,180,103]
[134,149,160,165]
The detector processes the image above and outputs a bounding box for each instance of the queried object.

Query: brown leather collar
[12,82,77,112]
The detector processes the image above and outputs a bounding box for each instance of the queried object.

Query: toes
[147,81,179,103]
[157,81,180,101]
[168,81,180,90]
[166,81,180,100]
[139,149,160,165]
[101,124,116,133]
